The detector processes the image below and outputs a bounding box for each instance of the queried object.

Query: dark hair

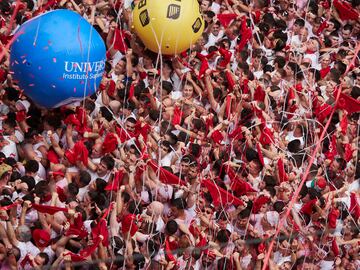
[128,200,143,215]
[83,99,96,114]
[171,198,187,210]
[239,208,251,219]
[25,160,39,174]
[351,86,360,99]
[100,106,113,122]
[149,110,160,122]
[165,220,178,235]
[204,10,215,19]
[67,183,79,197]
[294,18,305,27]
[133,252,146,270]
[100,155,115,170]
[245,148,259,162]
[3,118,16,129]
[273,201,286,213]
[216,229,230,244]
[162,81,173,94]
[38,252,49,265]
[79,170,91,186]
[4,157,16,167]
[44,114,62,129]
[274,56,286,68]
[95,178,107,192]
[33,181,50,200]
[21,176,36,192]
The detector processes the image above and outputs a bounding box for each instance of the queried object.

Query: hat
[32,229,50,248]
[0,164,12,179]
[316,177,327,189]
[15,100,30,113]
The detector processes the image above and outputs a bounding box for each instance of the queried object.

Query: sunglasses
[202,209,212,215]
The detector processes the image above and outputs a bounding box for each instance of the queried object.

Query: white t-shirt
[27,242,55,262]
[1,136,18,160]
[205,31,224,48]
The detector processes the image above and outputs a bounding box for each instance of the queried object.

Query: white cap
[15,100,30,113]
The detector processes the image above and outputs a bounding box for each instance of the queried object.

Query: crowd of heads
[0,0,360,269]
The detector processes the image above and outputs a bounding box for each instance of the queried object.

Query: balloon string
[261,42,360,270]
[6,0,21,36]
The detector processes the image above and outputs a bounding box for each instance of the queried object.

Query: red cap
[32,229,50,248]
[316,177,327,189]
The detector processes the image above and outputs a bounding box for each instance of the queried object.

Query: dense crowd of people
[0,0,360,269]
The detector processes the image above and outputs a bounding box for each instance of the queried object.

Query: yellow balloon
[132,0,204,55]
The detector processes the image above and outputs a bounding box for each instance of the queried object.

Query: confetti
[74,87,76,92]
[53,58,57,63]
[28,84,34,87]
[22,59,27,64]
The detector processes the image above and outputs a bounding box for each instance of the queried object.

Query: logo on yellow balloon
[167,4,181,19]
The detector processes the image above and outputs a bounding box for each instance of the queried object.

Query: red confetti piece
[48,40,52,45]
[74,88,76,92]
[14,60,19,64]
[22,59,26,64]
[43,46,48,50]
[53,58,56,63]
[20,55,27,59]
[28,84,34,87]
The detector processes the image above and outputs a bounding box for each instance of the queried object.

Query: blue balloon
[10,9,106,108]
